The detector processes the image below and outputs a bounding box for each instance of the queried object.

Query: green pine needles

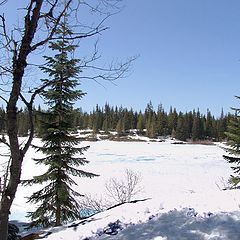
[223,96,240,188]
[23,21,98,227]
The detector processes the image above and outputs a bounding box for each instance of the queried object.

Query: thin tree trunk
[56,201,61,226]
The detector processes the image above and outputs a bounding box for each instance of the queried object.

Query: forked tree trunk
[0,1,43,239]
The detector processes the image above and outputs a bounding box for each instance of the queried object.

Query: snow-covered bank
[3,139,240,239]
[28,197,240,240]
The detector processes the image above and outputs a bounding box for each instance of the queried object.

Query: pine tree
[137,112,144,134]
[116,118,124,137]
[17,108,30,136]
[223,97,240,187]
[192,110,204,141]
[23,21,98,227]
[175,112,188,141]
[149,113,157,138]
[205,110,214,139]
[156,104,168,136]
[168,106,178,135]
[91,104,103,133]
[184,111,193,139]
[217,108,227,141]
[102,103,111,132]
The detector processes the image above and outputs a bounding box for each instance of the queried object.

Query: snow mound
[37,201,240,240]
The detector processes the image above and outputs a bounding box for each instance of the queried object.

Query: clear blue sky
[78,0,240,116]
[3,1,240,116]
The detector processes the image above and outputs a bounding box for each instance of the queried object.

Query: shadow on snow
[96,208,240,240]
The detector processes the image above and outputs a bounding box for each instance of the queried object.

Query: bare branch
[19,80,50,155]
[0,95,8,104]
[105,169,143,204]
[80,56,137,86]
[0,0,7,6]
[0,14,13,51]
[0,136,9,148]
[31,0,72,51]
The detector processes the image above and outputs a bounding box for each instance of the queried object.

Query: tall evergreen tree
[116,118,124,137]
[149,113,157,138]
[168,106,178,135]
[23,21,98,227]
[175,112,188,141]
[156,104,168,136]
[223,97,240,187]
[102,103,111,132]
[137,111,144,134]
[17,108,30,136]
[205,110,214,139]
[192,110,204,141]
[217,108,227,141]
[92,104,103,133]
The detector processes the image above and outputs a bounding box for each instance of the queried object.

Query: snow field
[2,138,240,239]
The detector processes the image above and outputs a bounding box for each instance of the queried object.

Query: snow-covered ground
[3,138,240,239]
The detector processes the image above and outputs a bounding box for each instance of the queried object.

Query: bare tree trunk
[0,64,31,240]
[0,1,43,239]
[0,106,22,239]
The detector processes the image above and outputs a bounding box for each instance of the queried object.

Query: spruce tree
[217,108,227,141]
[116,118,124,137]
[168,107,178,135]
[223,97,240,187]
[23,21,98,227]
[175,112,188,141]
[192,110,203,141]
[156,104,167,136]
[205,110,214,139]
[137,112,144,134]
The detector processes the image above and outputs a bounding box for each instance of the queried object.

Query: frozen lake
[9,139,238,222]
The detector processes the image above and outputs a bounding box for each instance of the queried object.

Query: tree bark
[0,1,43,239]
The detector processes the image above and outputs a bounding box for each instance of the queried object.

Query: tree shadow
[97,209,240,240]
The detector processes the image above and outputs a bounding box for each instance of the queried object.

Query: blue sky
[78,0,240,116]
[2,1,240,116]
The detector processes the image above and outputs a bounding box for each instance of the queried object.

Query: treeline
[0,102,232,141]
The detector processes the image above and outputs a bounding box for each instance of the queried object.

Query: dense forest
[0,102,232,142]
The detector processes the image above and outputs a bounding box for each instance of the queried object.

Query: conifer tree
[205,110,214,139]
[137,112,144,134]
[192,110,204,141]
[217,108,227,141]
[17,108,30,136]
[175,112,188,141]
[23,20,98,227]
[168,107,178,135]
[116,118,124,137]
[223,97,240,187]
[156,104,168,136]
[149,113,157,138]
[102,103,111,132]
